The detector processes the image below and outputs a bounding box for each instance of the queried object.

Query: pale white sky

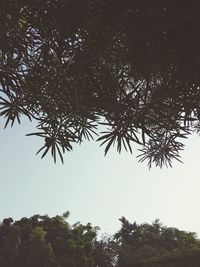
[1,119,200,236]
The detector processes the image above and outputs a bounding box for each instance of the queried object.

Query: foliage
[93,234,117,267]
[1,0,200,166]
[0,212,98,267]
[1,213,200,266]
[115,217,200,267]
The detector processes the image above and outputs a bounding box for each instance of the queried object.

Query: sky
[1,118,200,237]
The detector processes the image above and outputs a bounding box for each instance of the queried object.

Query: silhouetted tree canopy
[115,217,200,267]
[1,213,200,266]
[1,0,200,166]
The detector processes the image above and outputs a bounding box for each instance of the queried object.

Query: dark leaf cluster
[1,0,200,166]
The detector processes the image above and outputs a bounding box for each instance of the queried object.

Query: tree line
[1,212,200,266]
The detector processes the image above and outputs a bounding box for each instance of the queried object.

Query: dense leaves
[1,213,200,266]
[0,212,99,267]
[1,0,200,166]
[115,217,200,267]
